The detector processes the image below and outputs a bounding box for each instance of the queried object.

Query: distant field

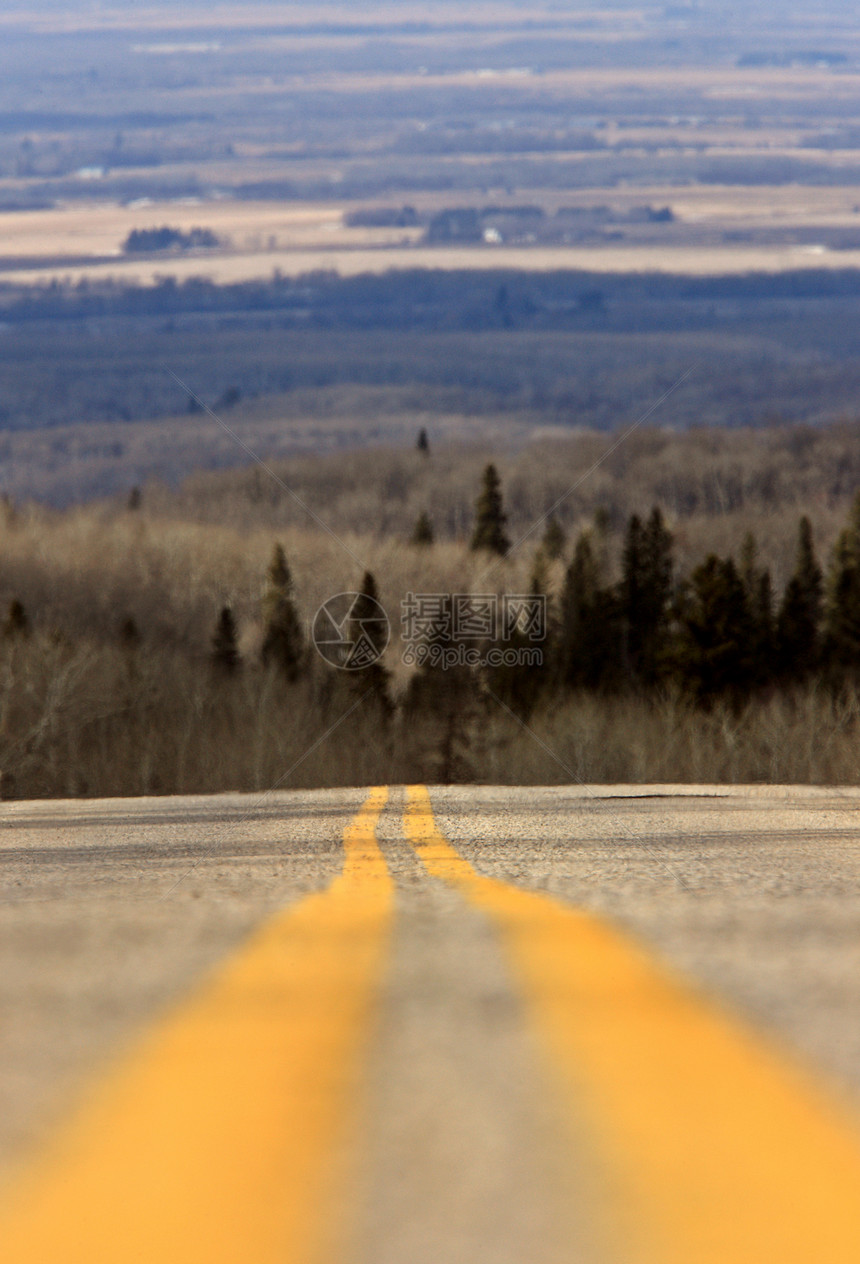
[0,201,422,263]
[2,0,860,489]
[9,242,860,287]
[6,182,860,286]
[3,0,860,284]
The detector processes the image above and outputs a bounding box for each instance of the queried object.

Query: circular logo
[312,592,390,671]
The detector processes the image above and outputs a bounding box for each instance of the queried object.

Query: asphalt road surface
[0,783,859,1262]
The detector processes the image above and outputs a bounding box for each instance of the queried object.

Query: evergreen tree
[416,427,430,455]
[403,595,481,781]
[620,511,645,661]
[484,557,549,719]
[211,606,240,673]
[261,544,304,680]
[411,511,434,546]
[738,532,775,687]
[540,514,567,561]
[676,555,755,707]
[470,463,510,556]
[750,569,776,685]
[619,506,674,687]
[643,506,674,614]
[530,547,551,604]
[823,494,860,680]
[776,516,822,682]
[348,571,393,717]
[557,532,622,690]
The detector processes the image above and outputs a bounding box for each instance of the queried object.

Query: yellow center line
[0,786,394,1264]
[404,784,860,1264]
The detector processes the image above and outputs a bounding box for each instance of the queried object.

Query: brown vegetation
[1,421,860,795]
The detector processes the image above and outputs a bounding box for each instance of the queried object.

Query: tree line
[201,470,860,723]
[414,463,860,718]
[5,464,860,731]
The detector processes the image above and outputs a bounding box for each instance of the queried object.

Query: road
[0,783,859,1262]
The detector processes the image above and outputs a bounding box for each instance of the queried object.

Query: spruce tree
[403,594,481,782]
[348,571,392,716]
[557,532,622,690]
[261,544,304,680]
[738,532,775,687]
[676,555,755,707]
[620,506,674,687]
[776,516,822,682]
[411,511,434,546]
[211,606,240,673]
[823,494,860,680]
[470,463,510,556]
[484,555,549,719]
[620,512,645,675]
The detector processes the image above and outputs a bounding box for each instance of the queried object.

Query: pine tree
[738,532,775,687]
[348,571,392,716]
[403,595,481,782]
[620,512,645,675]
[540,514,567,561]
[619,506,674,687]
[823,494,860,680]
[776,516,822,683]
[211,606,240,673]
[261,544,304,680]
[470,463,510,556]
[557,532,622,690]
[349,571,388,660]
[484,556,549,719]
[676,555,755,707]
[411,511,434,546]
[750,569,776,686]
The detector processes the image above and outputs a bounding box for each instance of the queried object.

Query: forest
[4,431,860,798]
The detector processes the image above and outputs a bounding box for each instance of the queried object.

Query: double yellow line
[0,787,393,1264]
[404,785,860,1264]
[2,785,860,1264]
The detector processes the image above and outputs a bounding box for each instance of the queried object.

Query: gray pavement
[1,783,859,1261]
[430,784,860,1101]
[0,789,366,1170]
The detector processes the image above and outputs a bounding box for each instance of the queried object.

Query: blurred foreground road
[1,783,859,1262]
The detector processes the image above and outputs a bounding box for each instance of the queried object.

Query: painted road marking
[404,784,860,1264]
[0,786,393,1264]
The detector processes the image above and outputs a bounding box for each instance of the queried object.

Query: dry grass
[4,626,860,798]
[9,242,860,289]
[504,691,860,787]
[0,200,421,263]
